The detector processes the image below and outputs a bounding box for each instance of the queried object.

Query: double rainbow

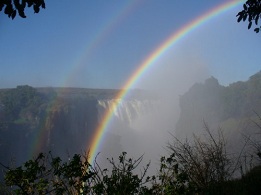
[88,0,244,164]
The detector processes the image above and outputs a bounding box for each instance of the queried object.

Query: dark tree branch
[0,0,45,19]
[237,0,261,33]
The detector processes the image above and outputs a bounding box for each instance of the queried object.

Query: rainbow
[29,88,68,158]
[88,0,244,164]
[64,0,143,87]
[29,1,143,159]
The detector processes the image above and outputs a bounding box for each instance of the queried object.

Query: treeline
[1,123,261,195]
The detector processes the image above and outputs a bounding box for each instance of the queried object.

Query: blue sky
[0,0,260,90]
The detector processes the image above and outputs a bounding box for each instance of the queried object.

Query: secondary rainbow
[63,0,142,87]
[88,0,244,164]
[28,1,142,159]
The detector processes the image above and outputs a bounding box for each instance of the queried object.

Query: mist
[95,51,211,174]
[1,2,261,188]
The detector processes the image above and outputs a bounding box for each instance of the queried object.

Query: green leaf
[27,1,33,7]
[254,27,260,33]
[0,3,4,11]
[255,15,259,25]
[18,10,26,18]
[243,4,247,10]
[41,1,46,9]
[243,14,247,21]
[237,14,243,22]
[33,4,40,13]
[248,21,252,29]
[4,4,13,17]
[11,10,16,19]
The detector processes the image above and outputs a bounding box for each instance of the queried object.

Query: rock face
[0,87,158,167]
[175,72,261,151]
[42,98,99,158]
[175,77,225,138]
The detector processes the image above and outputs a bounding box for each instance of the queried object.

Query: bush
[164,123,240,194]
[1,152,152,195]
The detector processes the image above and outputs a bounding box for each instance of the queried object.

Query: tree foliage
[0,0,45,19]
[0,85,46,121]
[237,0,261,33]
[1,152,153,195]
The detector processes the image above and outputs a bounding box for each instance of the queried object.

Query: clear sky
[0,0,260,90]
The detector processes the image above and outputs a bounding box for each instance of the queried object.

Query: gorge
[0,70,261,177]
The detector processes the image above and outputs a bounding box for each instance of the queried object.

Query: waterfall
[97,99,160,125]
